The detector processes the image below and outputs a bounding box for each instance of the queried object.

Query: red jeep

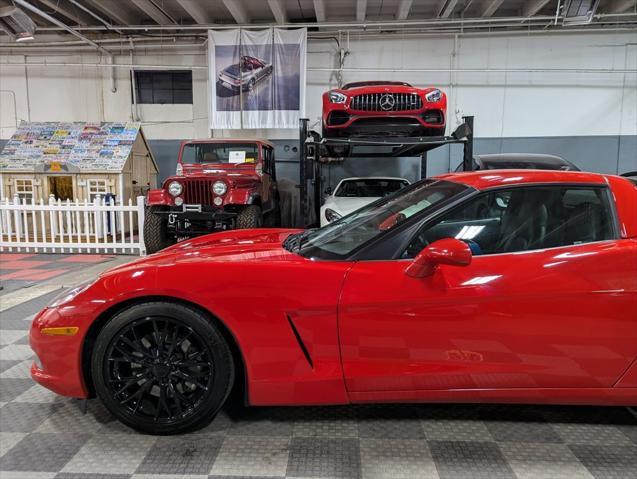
[144,139,280,253]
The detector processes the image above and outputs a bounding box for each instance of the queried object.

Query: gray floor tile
[135,435,222,475]
[422,418,493,442]
[553,423,635,446]
[55,474,132,479]
[0,432,91,472]
[499,442,594,479]
[486,420,563,443]
[0,401,62,432]
[428,440,516,479]
[359,438,438,479]
[210,435,289,477]
[293,406,358,438]
[63,433,157,475]
[357,405,424,439]
[569,444,637,479]
[226,407,293,437]
[0,378,34,402]
[0,431,27,458]
[286,437,361,478]
[0,359,21,373]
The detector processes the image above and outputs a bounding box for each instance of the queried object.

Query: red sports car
[322,81,447,138]
[30,170,637,434]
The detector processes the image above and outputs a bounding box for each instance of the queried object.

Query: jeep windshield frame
[180,142,260,165]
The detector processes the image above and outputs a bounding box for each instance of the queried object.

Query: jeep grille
[182,179,214,205]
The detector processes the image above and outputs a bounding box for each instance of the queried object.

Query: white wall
[1,30,635,141]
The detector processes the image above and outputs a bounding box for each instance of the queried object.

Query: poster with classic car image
[208,28,306,129]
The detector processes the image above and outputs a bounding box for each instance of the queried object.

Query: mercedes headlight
[167,181,183,197]
[425,89,442,103]
[48,279,96,308]
[328,91,347,104]
[325,208,342,223]
[212,180,227,196]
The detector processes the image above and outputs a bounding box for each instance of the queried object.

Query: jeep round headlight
[425,89,442,103]
[212,181,227,196]
[167,181,182,197]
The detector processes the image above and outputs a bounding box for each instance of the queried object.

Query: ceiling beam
[131,0,175,25]
[176,0,212,24]
[313,0,326,22]
[36,0,93,25]
[605,0,636,12]
[396,0,413,19]
[437,0,459,17]
[83,0,137,25]
[478,0,505,17]
[267,0,287,24]
[356,0,367,21]
[522,0,552,17]
[222,0,249,24]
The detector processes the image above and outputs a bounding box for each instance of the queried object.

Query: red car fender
[146,188,173,206]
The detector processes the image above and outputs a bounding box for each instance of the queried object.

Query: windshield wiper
[283,229,316,252]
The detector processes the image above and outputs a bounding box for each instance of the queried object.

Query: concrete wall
[1,30,635,177]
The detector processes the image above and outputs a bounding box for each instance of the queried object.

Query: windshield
[335,179,409,198]
[181,143,259,164]
[289,179,468,260]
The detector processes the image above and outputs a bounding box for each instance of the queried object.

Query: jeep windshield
[284,179,469,260]
[181,143,259,164]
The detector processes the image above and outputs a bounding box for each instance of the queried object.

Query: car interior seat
[564,203,603,244]
[496,190,549,252]
[203,152,219,162]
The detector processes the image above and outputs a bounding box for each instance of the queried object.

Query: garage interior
[1,0,636,478]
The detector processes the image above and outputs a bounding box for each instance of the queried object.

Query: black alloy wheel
[92,302,234,435]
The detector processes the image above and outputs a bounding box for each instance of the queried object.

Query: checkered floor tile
[0,253,114,293]
[0,288,635,478]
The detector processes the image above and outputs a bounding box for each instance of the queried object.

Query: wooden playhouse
[0,121,158,204]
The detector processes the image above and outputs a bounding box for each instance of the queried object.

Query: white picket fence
[0,195,146,255]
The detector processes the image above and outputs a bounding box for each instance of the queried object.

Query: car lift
[298,116,475,227]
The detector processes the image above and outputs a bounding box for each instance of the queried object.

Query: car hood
[102,228,303,277]
[324,196,378,215]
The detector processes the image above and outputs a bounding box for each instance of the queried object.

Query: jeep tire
[144,206,173,254]
[236,205,262,229]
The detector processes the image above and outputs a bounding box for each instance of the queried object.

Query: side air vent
[286,314,314,369]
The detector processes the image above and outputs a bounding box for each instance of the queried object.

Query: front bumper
[30,307,89,398]
[324,110,446,136]
[158,205,238,236]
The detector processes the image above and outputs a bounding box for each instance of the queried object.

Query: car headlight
[212,181,227,196]
[168,181,183,197]
[425,89,442,103]
[48,279,96,308]
[328,91,347,104]
[325,208,342,223]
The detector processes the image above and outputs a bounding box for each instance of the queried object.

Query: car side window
[402,186,616,258]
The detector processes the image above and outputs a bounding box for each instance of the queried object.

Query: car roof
[436,170,609,190]
[476,153,577,167]
[182,138,275,148]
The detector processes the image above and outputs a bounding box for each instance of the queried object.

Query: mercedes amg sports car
[322,81,447,137]
[217,55,273,92]
[30,170,637,434]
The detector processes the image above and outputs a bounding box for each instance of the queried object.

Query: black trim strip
[286,314,314,369]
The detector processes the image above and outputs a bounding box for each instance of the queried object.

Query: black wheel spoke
[104,315,214,424]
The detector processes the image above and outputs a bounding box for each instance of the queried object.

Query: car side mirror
[324,186,332,195]
[405,238,472,278]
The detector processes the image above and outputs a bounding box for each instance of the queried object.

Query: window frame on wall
[133,70,193,105]
[87,178,109,202]
[14,178,34,202]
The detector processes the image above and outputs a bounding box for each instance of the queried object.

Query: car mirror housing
[405,238,472,278]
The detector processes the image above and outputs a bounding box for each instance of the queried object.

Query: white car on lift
[320,176,410,226]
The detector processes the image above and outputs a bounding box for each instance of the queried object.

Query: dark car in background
[455,153,580,172]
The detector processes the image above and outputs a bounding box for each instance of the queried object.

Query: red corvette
[30,170,637,434]
[322,81,447,137]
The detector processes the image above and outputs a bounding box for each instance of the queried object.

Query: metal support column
[299,118,309,228]
[462,115,474,171]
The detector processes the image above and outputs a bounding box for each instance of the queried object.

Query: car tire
[143,206,173,254]
[236,205,262,229]
[91,301,235,435]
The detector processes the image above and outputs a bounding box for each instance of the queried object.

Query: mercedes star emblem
[379,94,395,111]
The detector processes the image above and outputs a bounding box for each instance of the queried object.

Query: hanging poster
[208,28,306,130]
